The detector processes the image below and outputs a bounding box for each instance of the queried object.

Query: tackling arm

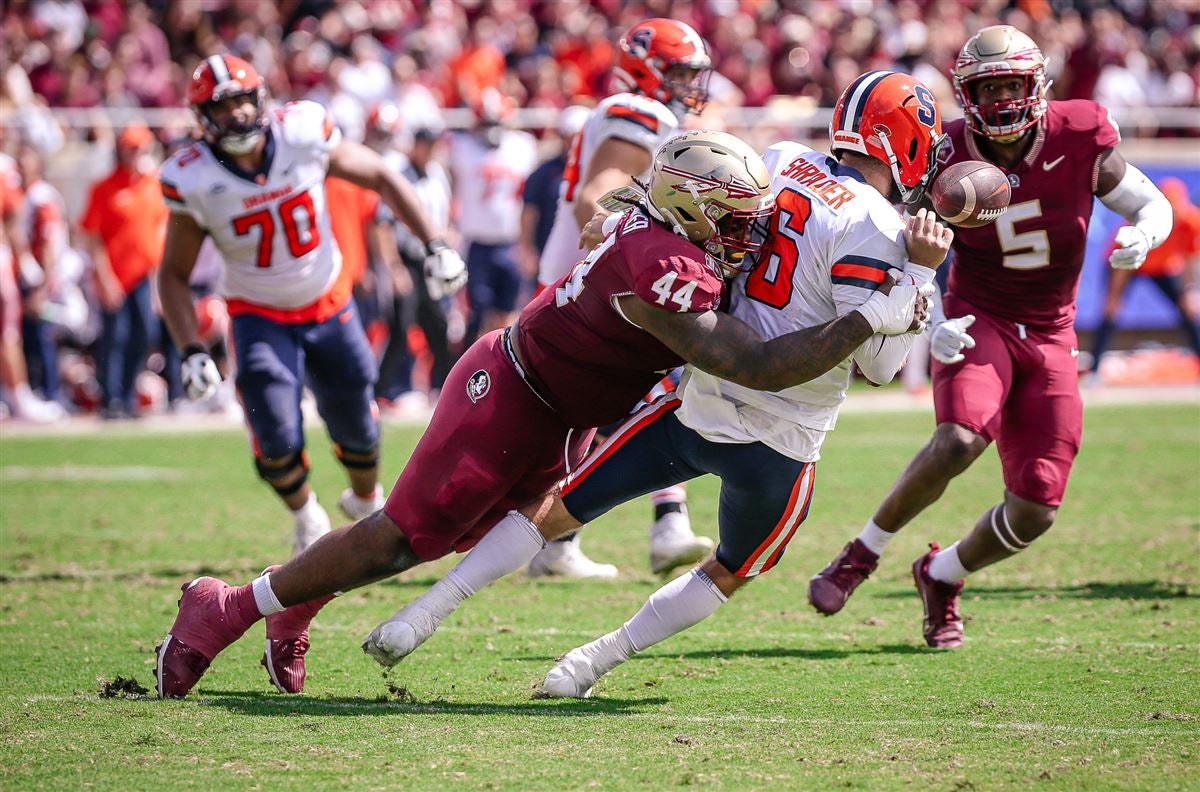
[572,138,652,231]
[618,274,926,392]
[1095,149,1172,270]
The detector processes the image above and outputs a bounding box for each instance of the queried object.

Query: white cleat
[526,535,617,579]
[292,503,331,556]
[539,629,632,698]
[649,511,714,575]
[338,484,385,522]
[361,604,441,668]
[541,649,597,698]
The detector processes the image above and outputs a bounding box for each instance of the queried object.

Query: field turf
[0,403,1196,790]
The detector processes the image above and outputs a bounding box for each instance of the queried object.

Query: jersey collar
[208,129,276,185]
[824,156,866,184]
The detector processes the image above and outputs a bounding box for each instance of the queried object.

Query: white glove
[181,346,221,401]
[855,269,936,335]
[424,240,467,299]
[1109,226,1149,270]
[930,315,977,365]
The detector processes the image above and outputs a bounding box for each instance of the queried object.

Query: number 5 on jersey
[232,190,321,268]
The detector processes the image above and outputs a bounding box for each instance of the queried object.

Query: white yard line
[0,464,187,481]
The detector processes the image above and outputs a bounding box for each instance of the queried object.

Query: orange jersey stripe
[606,105,660,134]
[830,262,886,283]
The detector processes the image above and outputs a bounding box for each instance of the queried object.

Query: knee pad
[334,443,379,471]
[254,450,310,497]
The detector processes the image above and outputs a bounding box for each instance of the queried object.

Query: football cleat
[539,629,632,699]
[260,565,334,694]
[912,543,965,648]
[807,539,880,616]
[337,485,385,522]
[155,577,256,698]
[648,512,713,575]
[526,535,617,579]
[361,602,443,669]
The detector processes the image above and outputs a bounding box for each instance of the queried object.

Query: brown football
[931,160,1011,228]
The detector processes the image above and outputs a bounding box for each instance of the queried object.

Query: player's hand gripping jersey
[160,100,342,315]
[941,100,1121,329]
[520,207,722,429]
[678,142,918,460]
[537,93,679,287]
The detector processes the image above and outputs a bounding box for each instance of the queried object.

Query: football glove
[1108,225,1149,270]
[930,315,977,365]
[856,269,935,335]
[181,345,222,401]
[424,240,467,299]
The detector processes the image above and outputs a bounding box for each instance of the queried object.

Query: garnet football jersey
[518,207,722,429]
[942,100,1121,329]
[537,93,679,287]
[159,100,342,311]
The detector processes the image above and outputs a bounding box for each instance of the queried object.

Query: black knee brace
[254,450,310,497]
[334,443,380,471]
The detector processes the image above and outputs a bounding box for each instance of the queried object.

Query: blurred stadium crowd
[0,0,1198,422]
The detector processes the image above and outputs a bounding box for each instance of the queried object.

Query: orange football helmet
[829,70,946,205]
[188,54,267,155]
[953,25,1049,142]
[613,19,712,118]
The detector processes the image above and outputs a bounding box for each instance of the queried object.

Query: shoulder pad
[762,141,815,180]
[275,100,341,151]
[626,229,722,314]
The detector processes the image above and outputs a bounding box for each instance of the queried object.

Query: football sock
[291,491,326,522]
[623,567,728,653]
[252,574,286,616]
[857,519,896,556]
[452,510,547,592]
[392,511,548,629]
[928,541,969,584]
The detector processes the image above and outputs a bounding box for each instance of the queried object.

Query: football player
[154,129,930,698]
[158,57,464,558]
[807,26,1173,648]
[532,17,717,580]
[448,88,537,345]
[356,73,952,691]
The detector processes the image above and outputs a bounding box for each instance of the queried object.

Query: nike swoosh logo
[1043,155,1066,171]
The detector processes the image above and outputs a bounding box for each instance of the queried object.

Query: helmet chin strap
[218,130,263,156]
[876,133,915,205]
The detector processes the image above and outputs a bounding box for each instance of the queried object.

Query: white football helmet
[645,130,775,277]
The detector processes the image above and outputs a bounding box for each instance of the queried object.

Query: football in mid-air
[931,160,1011,228]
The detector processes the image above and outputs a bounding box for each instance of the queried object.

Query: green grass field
[1,403,1197,790]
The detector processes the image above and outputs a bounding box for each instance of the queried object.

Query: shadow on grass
[878,580,1193,601]
[507,643,927,663]
[194,689,668,717]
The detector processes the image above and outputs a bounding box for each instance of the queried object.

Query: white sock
[857,519,897,556]
[291,491,322,519]
[928,541,969,584]
[451,510,546,592]
[252,574,285,616]
[623,568,728,653]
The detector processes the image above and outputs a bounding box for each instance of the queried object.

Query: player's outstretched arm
[328,139,439,248]
[617,275,927,392]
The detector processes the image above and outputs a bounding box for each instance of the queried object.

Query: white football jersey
[677,141,910,462]
[537,93,679,287]
[448,129,537,244]
[160,100,342,310]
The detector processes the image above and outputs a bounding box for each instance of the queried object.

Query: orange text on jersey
[779,158,855,210]
[243,184,296,210]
